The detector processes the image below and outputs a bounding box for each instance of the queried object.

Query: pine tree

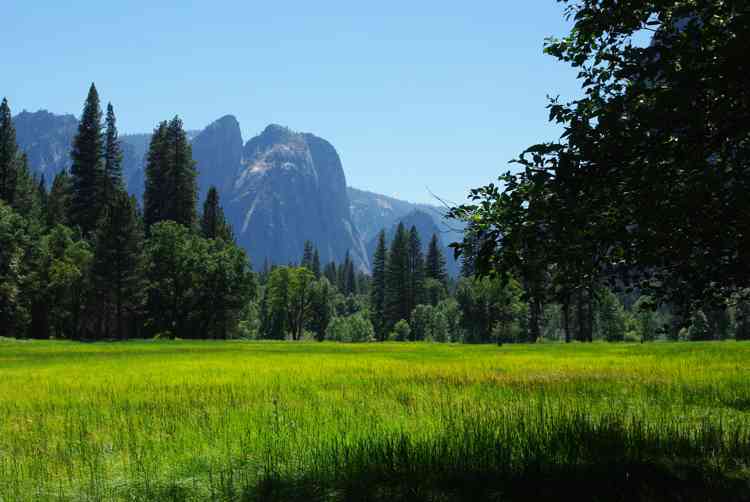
[312,248,321,279]
[201,186,233,241]
[37,175,48,220]
[301,240,314,270]
[0,98,19,204]
[167,116,197,227]
[371,230,387,340]
[339,251,351,293]
[144,117,197,229]
[425,233,448,286]
[407,226,425,315]
[70,83,104,236]
[144,121,168,230]
[385,223,410,329]
[47,170,72,227]
[102,103,123,206]
[93,190,144,339]
[324,261,337,286]
[12,155,42,219]
[346,255,356,296]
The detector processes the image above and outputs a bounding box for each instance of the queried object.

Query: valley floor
[1,340,749,501]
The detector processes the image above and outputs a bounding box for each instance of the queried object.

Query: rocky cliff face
[227,125,368,270]
[13,110,77,182]
[191,115,243,203]
[15,110,148,191]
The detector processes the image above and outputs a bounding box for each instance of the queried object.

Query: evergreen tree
[346,254,357,296]
[339,251,356,295]
[47,170,72,227]
[143,121,168,230]
[92,190,144,339]
[425,233,447,286]
[201,186,233,241]
[407,225,425,315]
[37,175,48,220]
[0,98,18,204]
[301,240,314,270]
[144,117,197,229]
[312,248,321,279]
[324,261,337,286]
[12,155,42,220]
[385,223,410,329]
[167,116,198,227]
[70,83,104,235]
[102,103,123,206]
[371,230,387,340]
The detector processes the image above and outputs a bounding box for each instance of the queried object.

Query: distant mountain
[348,187,464,254]
[13,110,77,183]
[15,111,153,192]
[227,124,368,269]
[191,115,243,203]
[364,209,461,277]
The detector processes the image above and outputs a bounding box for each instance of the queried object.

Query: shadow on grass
[249,463,749,502]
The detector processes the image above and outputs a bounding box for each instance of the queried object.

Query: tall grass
[0,340,749,500]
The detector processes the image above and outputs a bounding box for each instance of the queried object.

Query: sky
[1,1,582,204]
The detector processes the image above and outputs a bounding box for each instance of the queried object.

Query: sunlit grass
[1,340,749,500]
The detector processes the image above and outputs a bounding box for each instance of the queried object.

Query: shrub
[325,313,374,343]
[388,319,411,342]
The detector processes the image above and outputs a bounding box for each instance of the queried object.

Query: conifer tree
[47,170,72,227]
[37,175,48,220]
[144,121,168,230]
[324,261,337,286]
[102,103,123,206]
[0,98,19,204]
[425,233,448,286]
[301,240,314,270]
[407,226,425,315]
[201,186,233,241]
[12,155,42,219]
[144,117,197,229]
[70,83,104,235]
[93,190,144,339]
[385,223,410,328]
[339,251,351,293]
[312,248,321,279]
[167,116,197,227]
[346,255,356,296]
[371,230,387,340]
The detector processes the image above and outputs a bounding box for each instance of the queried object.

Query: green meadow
[1,340,749,501]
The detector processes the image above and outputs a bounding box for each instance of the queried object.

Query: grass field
[1,340,749,501]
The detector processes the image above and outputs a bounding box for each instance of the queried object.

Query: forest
[1,85,747,344]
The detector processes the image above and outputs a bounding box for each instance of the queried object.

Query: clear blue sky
[1,1,582,204]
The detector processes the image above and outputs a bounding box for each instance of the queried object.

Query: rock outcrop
[226,124,368,269]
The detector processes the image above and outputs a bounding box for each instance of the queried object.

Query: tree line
[3,62,748,343]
